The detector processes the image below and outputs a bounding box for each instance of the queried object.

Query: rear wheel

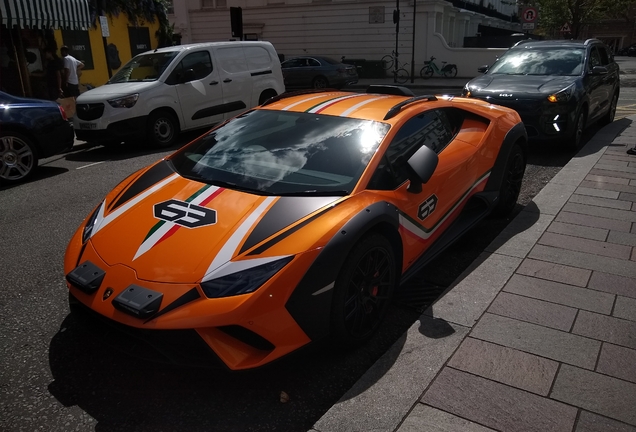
[492,143,525,218]
[0,131,38,183]
[312,76,329,89]
[443,66,458,78]
[395,68,409,84]
[420,66,433,79]
[147,110,179,148]
[259,89,277,105]
[330,234,397,347]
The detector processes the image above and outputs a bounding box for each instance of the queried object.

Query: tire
[0,131,39,183]
[330,233,397,347]
[381,55,394,71]
[443,66,458,78]
[395,68,409,84]
[146,110,179,148]
[492,143,526,218]
[259,89,277,105]
[420,66,433,79]
[567,109,586,151]
[312,76,329,89]
[599,92,618,126]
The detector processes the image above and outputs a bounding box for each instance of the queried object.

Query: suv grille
[76,103,105,121]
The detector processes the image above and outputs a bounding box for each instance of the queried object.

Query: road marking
[76,161,107,170]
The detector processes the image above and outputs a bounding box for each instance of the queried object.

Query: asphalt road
[0,91,634,432]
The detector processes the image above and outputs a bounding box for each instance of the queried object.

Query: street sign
[522,23,535,30]
[560,23,571,33]
[99,16,109,38]
[521,7,538,23]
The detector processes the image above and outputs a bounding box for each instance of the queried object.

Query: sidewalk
[311,108,636,428]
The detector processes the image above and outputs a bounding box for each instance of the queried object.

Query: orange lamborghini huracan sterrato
[64,86,527,370]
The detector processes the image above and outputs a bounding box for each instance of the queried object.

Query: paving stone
[422,368,577,432]
[613,296,636,321]
[569,193,633,210]
[423,253,522,328]
[596,343,636,384]
[590,168,636,181]
[588,272,636,298]
[528,244,636,280]
[471,313,601,369]
[448,337,559,395]
[575,186,621,199]
[554,211,632,232]
[547,220,608,241]
[607,230,636,247]
[633,222,636,234]
[632,248,636,261]
[576,411,636,432]
[489,291,577,331]
[573,310,636,349]
[504,274,614,314]
[585,174,631,185]
[312,317,470,432]
[619,192,636,202]
[551,365,636,426]
[528,183,576,215]
[562,202,636,222]
[516,258,591,287]
[580,180,636,195]
[594,163,636,175]
[538,231,632,259]
[396,404,497,432]
[631,179,636,186]
[485,212,553,257]
[599,155,632,164]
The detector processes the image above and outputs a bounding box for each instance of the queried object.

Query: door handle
[223,78,232,83]
[209,81,219,85]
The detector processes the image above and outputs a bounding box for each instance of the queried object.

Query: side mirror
[477,65,489,73]
[590,65,608,76]
[406,145,439,193]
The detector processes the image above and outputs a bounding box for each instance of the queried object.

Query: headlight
[547,84,574,103]
[201,256,293,298]
[82,202,103,243]
[107,94,139,108]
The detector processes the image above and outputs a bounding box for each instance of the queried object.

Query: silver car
[281,56,359,89]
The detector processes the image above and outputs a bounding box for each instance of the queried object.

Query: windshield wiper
[277,190,349,197]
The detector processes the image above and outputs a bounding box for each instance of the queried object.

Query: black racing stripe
[239,197,340,255]
[109,160,175,211]
[247,204,338,256]
[144,287,201,324]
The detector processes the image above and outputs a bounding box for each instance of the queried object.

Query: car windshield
[489,47,585,76]
[108,51,179,83]
[169,110,390,195]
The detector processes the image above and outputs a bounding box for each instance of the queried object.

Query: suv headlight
[200,256,293,298]
[547,84,575,103]
[107,94,139,108]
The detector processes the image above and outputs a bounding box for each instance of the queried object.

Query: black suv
[463,39,620,149]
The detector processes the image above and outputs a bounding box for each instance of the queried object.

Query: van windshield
[108,51,179,83]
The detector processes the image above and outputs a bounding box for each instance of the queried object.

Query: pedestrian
[60,45,84,99]
[44,49,64,101]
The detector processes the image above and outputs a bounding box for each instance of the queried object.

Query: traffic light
[230,7,243,40]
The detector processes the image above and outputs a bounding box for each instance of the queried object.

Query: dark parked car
[617,43,636,56]
[463,39,620,149]
[0,91,74,183]
[281,56,358,89]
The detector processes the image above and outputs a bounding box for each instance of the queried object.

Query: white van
[74,41,285,147]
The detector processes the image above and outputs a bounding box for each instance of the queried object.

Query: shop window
[128,27,151,57]
[61,30,94,70]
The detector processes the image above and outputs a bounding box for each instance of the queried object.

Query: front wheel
[147,110,179,148]
[381,55,394,70]
[443,66,458,78]
[312,76,329,89]
[492,143,526,218]
[567,109,586,151]
[395,68,409,84]
[330,234,397,347]
[0,131,39,184]
[420,66,433,79]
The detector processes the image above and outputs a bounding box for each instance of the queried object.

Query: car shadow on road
[0,166,69,191]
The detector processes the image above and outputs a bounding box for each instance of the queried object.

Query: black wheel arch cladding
[484,122,527,195]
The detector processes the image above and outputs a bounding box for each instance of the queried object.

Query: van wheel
[259,90,277,105]
[147,111,179,148]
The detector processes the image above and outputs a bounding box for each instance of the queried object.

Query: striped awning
[1,0,91,30]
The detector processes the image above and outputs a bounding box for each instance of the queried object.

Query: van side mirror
[477,65,489,73]
[406,145,439,193]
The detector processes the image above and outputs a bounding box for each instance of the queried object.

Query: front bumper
[74,116,147,143]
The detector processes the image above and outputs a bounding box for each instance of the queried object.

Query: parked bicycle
[420,56,458,79]
[381,50,410,84]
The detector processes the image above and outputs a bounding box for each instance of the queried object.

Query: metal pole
[97,0,112,78]
[411,0,416,83]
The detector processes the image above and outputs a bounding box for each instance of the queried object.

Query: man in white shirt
[60,45,84,99]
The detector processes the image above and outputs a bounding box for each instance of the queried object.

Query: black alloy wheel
[331,234,397,346]
[492,143,526,217]
[0,131,38,183]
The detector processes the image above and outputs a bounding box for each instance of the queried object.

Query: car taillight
[59,105,68,121]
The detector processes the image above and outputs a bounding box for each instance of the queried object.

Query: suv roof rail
[260,88,341,106]
[584,38,601,46]
[384,95,438,120]
[366,85,415,97]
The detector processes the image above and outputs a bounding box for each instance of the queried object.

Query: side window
[597,46,610,65]
[368,110,456,190]
[589,47,602,68]
[308,58,321,67]
[282,58,303,68]
[181,51,213,79]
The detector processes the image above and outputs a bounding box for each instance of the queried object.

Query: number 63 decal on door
[418,195,438,220]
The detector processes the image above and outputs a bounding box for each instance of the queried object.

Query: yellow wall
[54,14,160,88]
